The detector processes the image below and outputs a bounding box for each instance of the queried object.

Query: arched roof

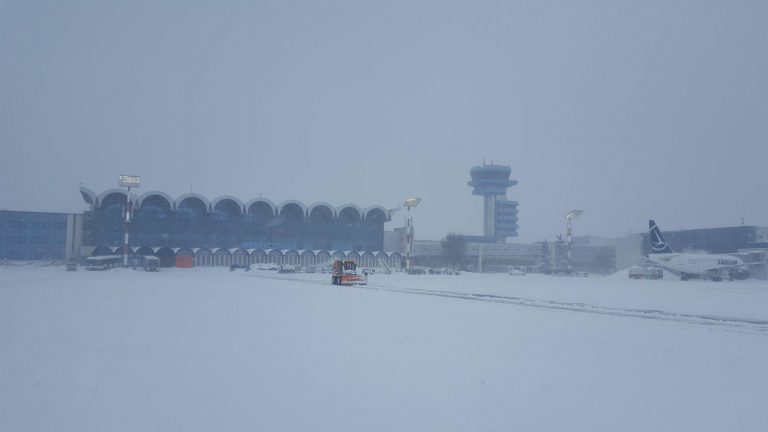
[137,191,175,210]
[244,198,277,216]
[92,245,117,255]
[79,187,99,207]
[336,204,363,218]
[211,195,245,214]
[82,189,389,225]
[363,205,388,220]
[307,202,336,218]
[98,188,134,207]
[175,193,210,212]
[278,200,307,217]
[156,247,175,256]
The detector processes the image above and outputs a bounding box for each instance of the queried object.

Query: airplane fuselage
[649,253,746,281]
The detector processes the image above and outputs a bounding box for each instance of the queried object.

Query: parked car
[406,267,426,275]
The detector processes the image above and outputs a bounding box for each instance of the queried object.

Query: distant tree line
[441,233,467,269]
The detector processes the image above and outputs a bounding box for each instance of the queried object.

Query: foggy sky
[2,0,767,242]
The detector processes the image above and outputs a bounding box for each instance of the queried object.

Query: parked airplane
[648,220,750,281]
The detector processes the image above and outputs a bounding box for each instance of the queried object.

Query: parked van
[143,256,160,272]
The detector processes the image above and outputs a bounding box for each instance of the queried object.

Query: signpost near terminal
[119,175,140,267]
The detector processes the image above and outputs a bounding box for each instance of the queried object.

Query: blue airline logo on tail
[649,220,673,254]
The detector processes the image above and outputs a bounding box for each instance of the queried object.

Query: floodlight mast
[403,197,421,270]
[565,210,583,272]
[119,175,140,267]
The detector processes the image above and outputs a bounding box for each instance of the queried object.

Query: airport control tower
[468,162,519,240]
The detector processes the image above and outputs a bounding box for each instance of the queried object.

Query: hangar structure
[79,187,393,257]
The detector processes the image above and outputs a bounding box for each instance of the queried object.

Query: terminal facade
[71,187,397,267]
[79,187,390,252]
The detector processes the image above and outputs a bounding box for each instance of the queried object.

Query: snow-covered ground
[2,266,767,431]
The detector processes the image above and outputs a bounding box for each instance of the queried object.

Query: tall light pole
[403,197,421,270]
[566,210,583,273]
[119,175,140,267]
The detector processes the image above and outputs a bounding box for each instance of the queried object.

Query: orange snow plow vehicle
[331,259,367,286]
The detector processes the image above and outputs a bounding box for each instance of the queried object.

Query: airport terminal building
[72,187,400,268]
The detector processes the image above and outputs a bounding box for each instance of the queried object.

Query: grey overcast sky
[1,0,767,242]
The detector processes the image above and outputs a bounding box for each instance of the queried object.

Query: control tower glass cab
[467,163,519,240]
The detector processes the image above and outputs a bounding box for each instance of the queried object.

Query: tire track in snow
[365,283,768,334]
[247,273,768,335]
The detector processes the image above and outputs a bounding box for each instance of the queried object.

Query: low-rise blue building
[0,210,82,261]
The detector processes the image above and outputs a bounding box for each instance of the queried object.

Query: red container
[176,255,194,268]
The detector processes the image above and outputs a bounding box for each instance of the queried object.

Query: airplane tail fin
[649,220,674,254]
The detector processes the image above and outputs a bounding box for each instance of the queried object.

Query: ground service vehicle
[331,259,367,285]
[628,265,663,279]
[143,256,161,272]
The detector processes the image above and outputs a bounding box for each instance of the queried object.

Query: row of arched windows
[82,188,388,222]
[84,188,388,251]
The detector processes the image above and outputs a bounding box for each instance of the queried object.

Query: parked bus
[85,255,122,271]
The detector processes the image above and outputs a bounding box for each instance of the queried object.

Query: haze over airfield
[1,1,767,242]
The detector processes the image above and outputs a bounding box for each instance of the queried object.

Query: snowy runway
[2,267,767,431]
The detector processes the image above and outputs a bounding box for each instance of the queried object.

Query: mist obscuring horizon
[2,0,767,242]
